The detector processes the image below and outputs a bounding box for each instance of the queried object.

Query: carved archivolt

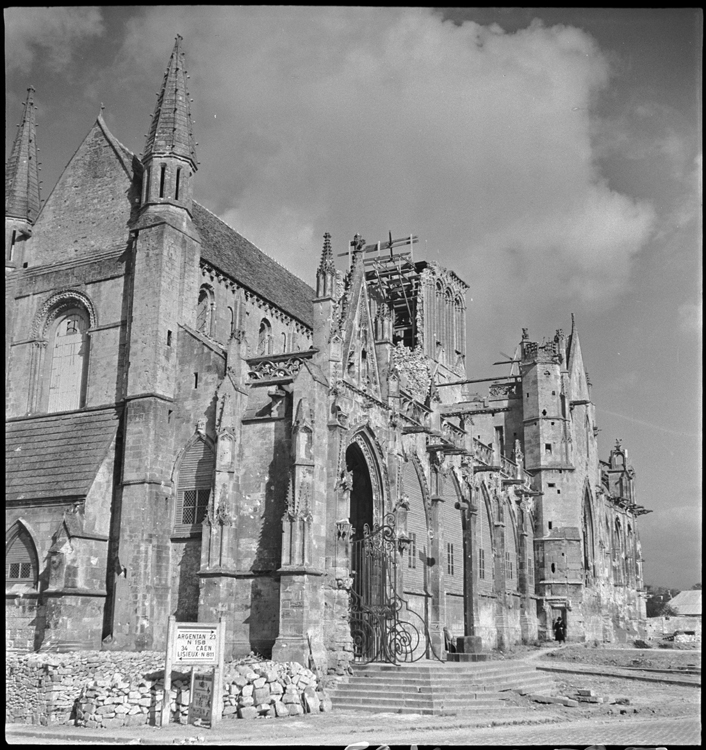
[33,289,98,339]
[339,423,389,523]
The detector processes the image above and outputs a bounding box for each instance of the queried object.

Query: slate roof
[192,201,315,328]
[144,36,197,167]
[5,86,41,223]
[667,590,702,616]
[6,408,120,503]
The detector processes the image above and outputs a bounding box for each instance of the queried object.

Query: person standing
[553,616,566,643]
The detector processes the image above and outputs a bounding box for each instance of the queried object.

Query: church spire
[5,86,41,225]
[143,35,197,169]
[140,36,197,214]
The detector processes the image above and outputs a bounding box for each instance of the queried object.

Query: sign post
[162,617,225,728]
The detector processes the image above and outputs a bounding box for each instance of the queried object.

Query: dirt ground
[540,643,702,671]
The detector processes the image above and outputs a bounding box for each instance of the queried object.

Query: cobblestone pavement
[6,714,701,746]
[422,715,702,746]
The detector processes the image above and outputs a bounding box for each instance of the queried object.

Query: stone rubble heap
[6,651,164,726]
[7,651,328,728]
[75,658,328,728]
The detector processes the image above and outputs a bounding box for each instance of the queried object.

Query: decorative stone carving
[208,486,233,527]
[248,355,306,381]
[390,344,431,403]
[32,289,98,338]
[394,493,410,511]
[489,382,516,398]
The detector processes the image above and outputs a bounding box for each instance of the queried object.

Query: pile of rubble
[5,650,165,725]
[74,659,329,728]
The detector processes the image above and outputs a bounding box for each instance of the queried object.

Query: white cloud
[5,7,104,73]
[678,300,702,334]
[117,7,655,347]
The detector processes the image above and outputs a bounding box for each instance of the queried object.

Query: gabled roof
[667,589,702,616]
[143,35,196,168]
[192,202,314,328]
[6,408,120,502]
[5,86,41,223]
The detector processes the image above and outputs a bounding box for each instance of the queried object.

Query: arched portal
[346,441,374,543]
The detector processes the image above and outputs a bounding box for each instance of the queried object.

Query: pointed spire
[316,232,336,298]
[318,232,335,274]
[143,35,197,170]
[5,87,41,224]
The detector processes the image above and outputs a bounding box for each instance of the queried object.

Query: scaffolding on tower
[355,233,420,348]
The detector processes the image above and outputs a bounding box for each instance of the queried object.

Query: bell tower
[111,37,202,650]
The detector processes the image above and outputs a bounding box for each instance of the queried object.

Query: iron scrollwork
[349,512,442,665]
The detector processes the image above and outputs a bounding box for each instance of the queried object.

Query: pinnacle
[318,232,335,274]
[143,36,197,169]
[5,86,41,224]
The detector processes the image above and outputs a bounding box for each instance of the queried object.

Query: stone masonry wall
[6,651,325,727]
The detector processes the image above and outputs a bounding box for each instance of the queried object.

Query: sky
[5,7,702,590]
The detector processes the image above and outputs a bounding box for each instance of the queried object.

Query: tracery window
[173,440,215,537]
[6,524,39,588]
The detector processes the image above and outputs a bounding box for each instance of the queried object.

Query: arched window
[582,488,595,583]
[6,524,39,588]
[453,295,464,357]
[504,503,518,592]
[196,286,214,336]
[613,518,622,584]
[258,318,273,355]
[174,440,215,536]
[281,332,288,353]
[478,487,495,590]
[46,309,89,413]
[227,306,235,338]
[435,282,444,359]
[445,289,454,363]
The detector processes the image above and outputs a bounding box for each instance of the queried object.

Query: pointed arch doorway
[346,435,431,664]
[347,441,374,547]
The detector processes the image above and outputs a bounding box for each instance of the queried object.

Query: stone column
[427,455,446,658]
[457,462,482,654]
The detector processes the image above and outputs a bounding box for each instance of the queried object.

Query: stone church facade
[6,39,648,669]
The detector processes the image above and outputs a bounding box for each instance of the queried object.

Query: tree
[692,583,702,590]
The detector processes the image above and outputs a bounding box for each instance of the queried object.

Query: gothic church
[6,39,649,668]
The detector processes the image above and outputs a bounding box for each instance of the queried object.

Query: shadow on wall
[250,417,290,655]
[173,540,201,622]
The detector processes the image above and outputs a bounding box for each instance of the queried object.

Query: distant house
[666,590,702,617]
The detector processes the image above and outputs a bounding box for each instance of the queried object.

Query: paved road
[418,715,702,746]
[6,714,701,745]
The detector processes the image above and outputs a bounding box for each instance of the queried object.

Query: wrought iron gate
[349,512,440,664]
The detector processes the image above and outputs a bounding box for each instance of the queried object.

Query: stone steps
[346,673,554,693]
[330,660,556,716]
